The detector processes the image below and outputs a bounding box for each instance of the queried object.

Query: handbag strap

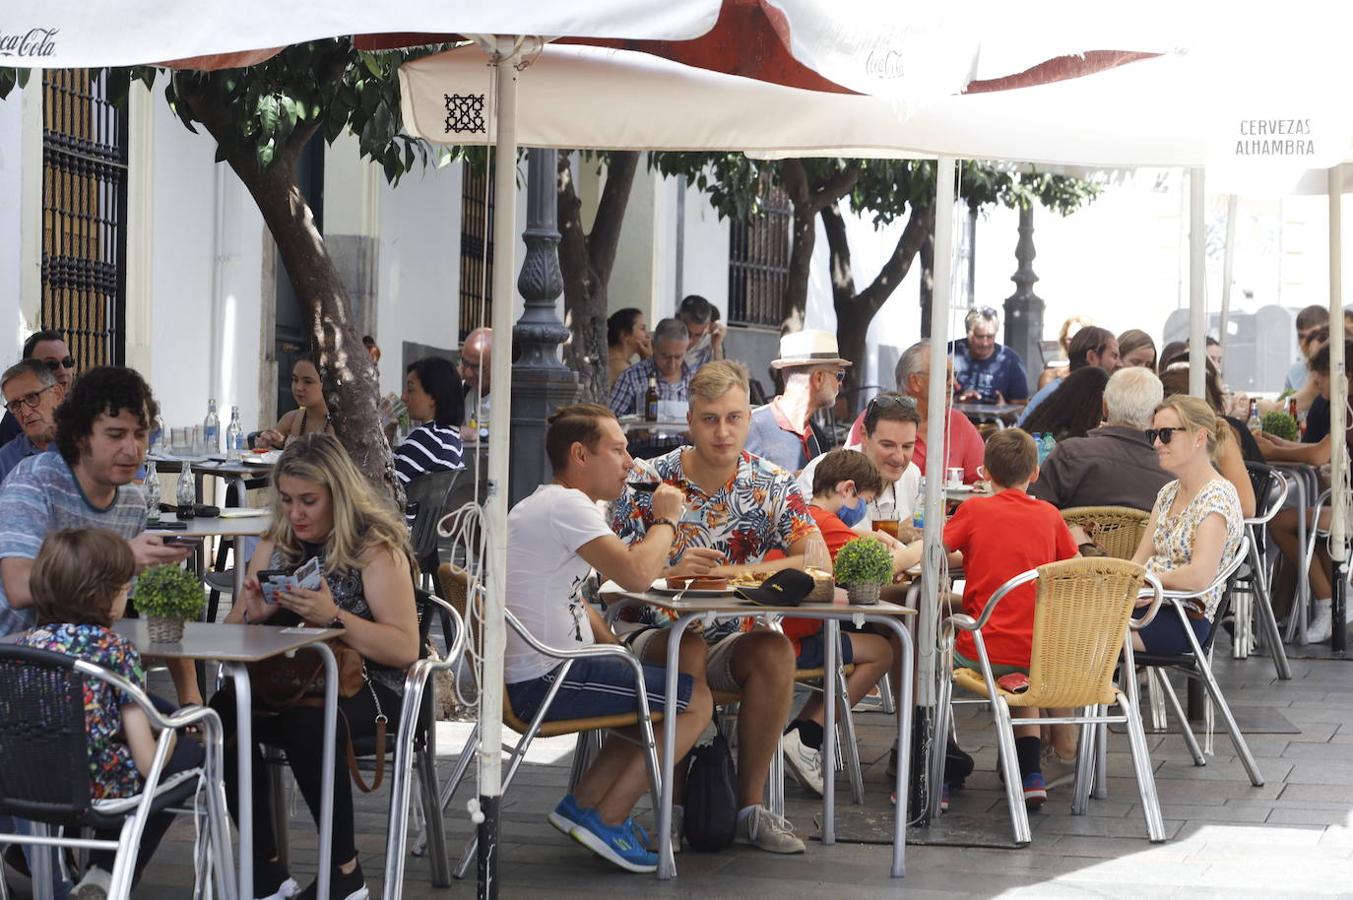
[342,680,389,794]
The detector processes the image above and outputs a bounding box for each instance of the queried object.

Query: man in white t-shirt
[505,403,714,874]
[799,392,922,537]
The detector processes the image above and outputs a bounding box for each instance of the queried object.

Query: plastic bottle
[1032,432,1047,464]
[149,414,166,456]
[203,399,220,454]
[911,477,926,530]
[1040,432,1057,463]
[1246,399,1261,436]
[225,406,243,461]
[175,465,195,520]
[143,471,161,524]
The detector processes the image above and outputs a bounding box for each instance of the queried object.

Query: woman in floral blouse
[18,528,204,896]
[1131,396,1244,655]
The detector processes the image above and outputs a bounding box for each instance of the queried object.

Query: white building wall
[0,84,26,359]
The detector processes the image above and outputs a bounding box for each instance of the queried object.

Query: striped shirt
[394,423,465,486]
[608,358,692,417]
[0,453,147,636]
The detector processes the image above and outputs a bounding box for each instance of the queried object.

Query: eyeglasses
[1145,426,1188,446]
[42,357,75,371]
[2,383,55,412]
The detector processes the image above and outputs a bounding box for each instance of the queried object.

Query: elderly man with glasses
[950,307,1030,404]
[0,329,76,448]
[746,330,848,474]
[0,360,65,484]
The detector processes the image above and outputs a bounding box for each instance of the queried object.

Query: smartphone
[257,569,291,605]
[161,535,205,546]
[149,521,189,531]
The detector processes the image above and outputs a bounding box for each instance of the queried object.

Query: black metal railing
[41,69,127,368]
[727,182,791,329]
[458,161,494,340]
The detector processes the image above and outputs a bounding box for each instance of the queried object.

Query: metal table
[1271,463,1319,643]
[113,620,341,900]
[147,511,272,598]
[602,589,915,881]
[953,402,1022,427]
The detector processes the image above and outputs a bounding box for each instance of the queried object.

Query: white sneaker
[71,866,111,900]
[781,728,825,797]
[1306,603,1333,643]
[733,805,805,854]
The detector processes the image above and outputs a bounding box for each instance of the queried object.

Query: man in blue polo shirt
[0,360,63,484]
[950,307,1030,403]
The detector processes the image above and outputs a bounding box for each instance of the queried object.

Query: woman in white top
[1131,395,1243,655]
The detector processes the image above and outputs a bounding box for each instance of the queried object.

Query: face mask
[838,497,867,527]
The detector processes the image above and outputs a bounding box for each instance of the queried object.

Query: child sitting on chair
[17,529,204,897]
[942,430,1079,810]
[780,449,899,797]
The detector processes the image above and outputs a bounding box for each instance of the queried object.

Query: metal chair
[934,558,1167,845]
[0,646,235,900]
[441,608,665,880]
[1060,506,1150,560]
[405,468,462,583]
[1130,537,1264,787]
[1232,463,1292,677]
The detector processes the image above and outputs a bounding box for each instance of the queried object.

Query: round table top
[146,510,272,538]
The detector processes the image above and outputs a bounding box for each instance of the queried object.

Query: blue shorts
[507,656,693,723]
[795,630,855,670]
[1135,607,1212,656]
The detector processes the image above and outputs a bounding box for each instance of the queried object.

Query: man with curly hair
[0,366,195,695]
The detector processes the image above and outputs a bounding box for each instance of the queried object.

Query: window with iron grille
[727,182,792,328]
[41,70,128,368]
[458,161,494,340]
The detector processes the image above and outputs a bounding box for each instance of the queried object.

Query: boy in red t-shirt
[943,429,1078,808]
[780,450,898,796]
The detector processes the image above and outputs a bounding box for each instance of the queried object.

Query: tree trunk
[918,228,935,340]
[780,160,815,329]
[825,202,935,410]
[558,151,639,404]
[183,87,399,503]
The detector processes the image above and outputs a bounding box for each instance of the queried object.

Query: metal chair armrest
[1129,570,1165,631]
[421,593,467,672]
[1154,536,1250,605]
[504,608,648,676]
[965,567,1039,631]
[1244,473,1290,527]
[941,612,980,635]
[70,660,222,735]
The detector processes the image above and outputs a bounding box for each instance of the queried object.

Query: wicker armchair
[937,557,1166,845]
[1060,506,1150,561]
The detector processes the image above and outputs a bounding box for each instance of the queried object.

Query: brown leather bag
[249,639,389,793]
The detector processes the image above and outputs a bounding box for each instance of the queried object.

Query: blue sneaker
[568,810,658,873]
[1022,771,1047,810]
[547,794,587,837]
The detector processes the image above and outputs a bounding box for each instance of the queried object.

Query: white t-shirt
[797,449,922,534]
[504,484,614,683]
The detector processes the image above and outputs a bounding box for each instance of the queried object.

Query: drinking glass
[170,427,189,457]
[191,424,205,456]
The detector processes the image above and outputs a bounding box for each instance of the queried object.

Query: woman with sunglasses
[1130,396,1244,654]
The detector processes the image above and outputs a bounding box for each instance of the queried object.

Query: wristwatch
[324,608,345,629]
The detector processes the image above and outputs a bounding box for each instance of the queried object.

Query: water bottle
[203,399,220,454]
[1040,432,1057,464]
[149,414,166,456]
[225,406,243,461]
[175,465,195,520]
[1246,399,1262,436]
[143,471,161,524]
[911,477,926,530]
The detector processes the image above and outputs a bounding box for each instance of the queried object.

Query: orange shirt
[782,505,857,654]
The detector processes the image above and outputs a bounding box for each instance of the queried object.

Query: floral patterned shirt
[610,447,818,642]
[1145,478,1243,621]
[18,623,146,799]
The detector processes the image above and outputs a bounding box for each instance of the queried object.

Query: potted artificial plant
[833,537,893,606]
[135,563,205,643]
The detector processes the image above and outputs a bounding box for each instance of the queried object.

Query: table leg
[866,616,913,879]
[312,642,339,900]
[233,541,247,598]
[227,662,254,900]
[821,618,838,846]
[657,615,695,881]
[1287,473,1309,644]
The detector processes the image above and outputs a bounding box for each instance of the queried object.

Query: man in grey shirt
[1030,366,1170,511]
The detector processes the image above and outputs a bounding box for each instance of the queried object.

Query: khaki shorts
[626,627,745,694]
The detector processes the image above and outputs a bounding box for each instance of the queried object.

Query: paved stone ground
[6,648,1353,899]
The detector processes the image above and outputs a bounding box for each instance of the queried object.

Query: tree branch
[820,203,855,307]
[588,150,640,284]
[809,167,859,215]
[855,205,934,314]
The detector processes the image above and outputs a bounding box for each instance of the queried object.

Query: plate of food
[652,576,734,597]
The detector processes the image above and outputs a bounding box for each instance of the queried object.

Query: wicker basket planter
[806,572,835,604]
[147,616,186,643]
[846,582,881,606]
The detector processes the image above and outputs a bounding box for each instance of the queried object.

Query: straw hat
[771,329,853,369]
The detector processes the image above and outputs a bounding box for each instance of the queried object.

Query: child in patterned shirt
[18,529,204,897]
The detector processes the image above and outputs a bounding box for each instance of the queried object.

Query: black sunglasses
[1145,426,1188,446]
[42,357,75,371]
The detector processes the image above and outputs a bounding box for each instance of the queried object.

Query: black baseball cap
[735,569,814,607]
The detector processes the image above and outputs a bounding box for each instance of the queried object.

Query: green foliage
[134,564,205,621]
[2,40,457,186]
[1261,410,1299,441]
[833,537,893,585]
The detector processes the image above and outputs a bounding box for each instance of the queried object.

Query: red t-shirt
[847,406,985,483]
[942,489,1078,668]
[782,505,858,654]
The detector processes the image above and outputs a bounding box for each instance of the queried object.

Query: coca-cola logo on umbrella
[0,27,58,59]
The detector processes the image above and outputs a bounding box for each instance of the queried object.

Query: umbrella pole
[1219,195,1238,350]
[1188,168,1207,399]
[918,155,957,822]
[476,38,523,900]
[1329,164,1347,653]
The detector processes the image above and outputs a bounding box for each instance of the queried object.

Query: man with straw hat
[746,329,850,474]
